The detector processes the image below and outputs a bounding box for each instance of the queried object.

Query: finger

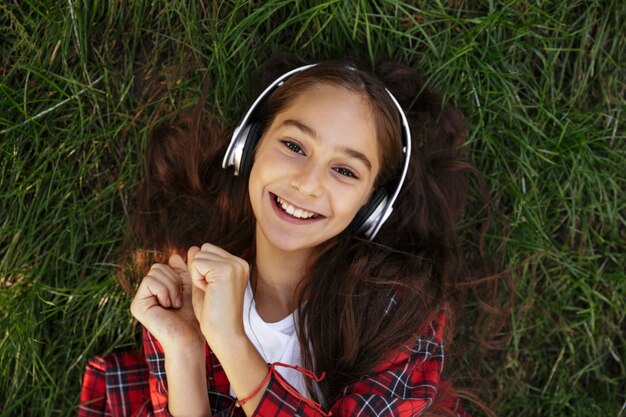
[130,279,161,319]
[190,253,244,278]
[189,258,230,289]
[188,245,200,260]
[191,250,233,264]
[190,280,205,320]
[198,243,249,271]
[168,253,187,275]
[189,257,211,290]
[200,242,234,258]
[135,275,174,308]
[187,246,200,271]
[192,250,248,268]
[169,254,193,295]
[150,263,182,282]
[150,264,183,289]
[191,253,249,288]
[145,265,183,307]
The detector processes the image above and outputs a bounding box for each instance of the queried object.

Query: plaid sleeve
[142,327,242,417]
[142,328,174,417]
[253,310,466,417]
[78,356,108,417]
[78,351,151,417]
[330,310,446,417]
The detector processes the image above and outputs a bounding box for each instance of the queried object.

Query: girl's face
[248,84,381,254]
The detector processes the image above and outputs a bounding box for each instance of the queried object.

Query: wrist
[162,336,206,360]
[165,347,211,417]
[164,346,206,381]
[210,336,270,416]
[208,331,249,360]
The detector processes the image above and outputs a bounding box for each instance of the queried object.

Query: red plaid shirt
[78,310,468,417]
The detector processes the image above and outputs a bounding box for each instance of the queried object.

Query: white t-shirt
[229,282,311,399]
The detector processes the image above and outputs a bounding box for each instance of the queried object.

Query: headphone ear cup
[352,188,389,237]
[237,122,262,178]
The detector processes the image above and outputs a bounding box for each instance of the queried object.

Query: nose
[290,160,324,198]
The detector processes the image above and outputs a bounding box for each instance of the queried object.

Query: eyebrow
[282,119,373,171]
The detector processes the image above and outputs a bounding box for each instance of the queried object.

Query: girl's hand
[130,251,204,355]
[188,243,250,351]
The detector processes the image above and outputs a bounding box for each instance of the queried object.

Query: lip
[269,192,325,225]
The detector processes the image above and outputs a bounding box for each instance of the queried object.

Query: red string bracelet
[234,362,332,416]
[234,367,272,407]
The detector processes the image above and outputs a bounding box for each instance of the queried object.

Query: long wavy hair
[120,59,499,415]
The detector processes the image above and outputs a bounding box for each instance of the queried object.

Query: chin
[258,226,332,254]
[269,234,321,253]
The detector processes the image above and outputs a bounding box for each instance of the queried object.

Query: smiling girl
[79,60,490,417]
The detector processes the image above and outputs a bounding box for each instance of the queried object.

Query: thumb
[187,246,200,269]
[169,253,192,288]
[191,282,205,320]
[168,253,187,274]
[187,246,205,289]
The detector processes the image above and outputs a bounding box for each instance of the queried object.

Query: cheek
[333,186,372,220]
[250,143,283,176]
[248,147,272,186]
[247,160,267,206]
[247,147,288,207]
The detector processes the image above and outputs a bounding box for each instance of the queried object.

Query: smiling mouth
[272,194,322,220]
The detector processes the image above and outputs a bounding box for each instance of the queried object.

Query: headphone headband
[222,63,412,240]
[222,65,317,174]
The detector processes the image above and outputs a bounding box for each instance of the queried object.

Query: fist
[188,243,249,349]
[130,253,204,355]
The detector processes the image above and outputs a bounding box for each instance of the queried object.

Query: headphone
[222,64,412,240]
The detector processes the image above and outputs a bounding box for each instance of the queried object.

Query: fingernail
[175,296,182,308]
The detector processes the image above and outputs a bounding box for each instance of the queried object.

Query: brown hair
[120,59,498,414]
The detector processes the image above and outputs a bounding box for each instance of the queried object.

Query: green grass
[1,1,624,416]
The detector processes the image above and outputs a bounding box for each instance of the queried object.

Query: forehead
[270,85,380,165]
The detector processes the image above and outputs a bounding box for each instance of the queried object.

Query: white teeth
[276,196,317,219]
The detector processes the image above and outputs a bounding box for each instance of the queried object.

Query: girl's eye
[281,140,304,155]
[334,167,358,179]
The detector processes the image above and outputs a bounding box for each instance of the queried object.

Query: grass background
[1,1,624,416]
